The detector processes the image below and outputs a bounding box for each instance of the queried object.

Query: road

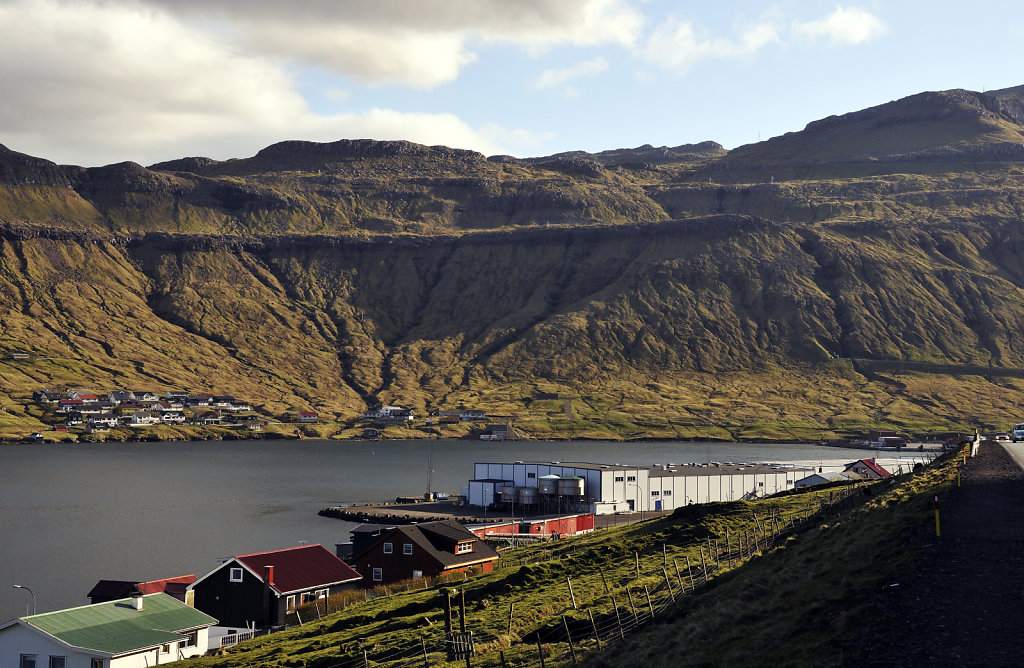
[850,440,1024,666]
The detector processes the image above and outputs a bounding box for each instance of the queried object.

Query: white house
[0,592,216,668]
[361,406,414,422]
[468,461,814,515]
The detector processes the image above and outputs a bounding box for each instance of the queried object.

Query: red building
[350,519,499,586]
[470,513,595,539]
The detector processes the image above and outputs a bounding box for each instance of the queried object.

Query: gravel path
[852,443,1024,666]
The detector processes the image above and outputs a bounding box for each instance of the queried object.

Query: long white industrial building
[468,461,814,515]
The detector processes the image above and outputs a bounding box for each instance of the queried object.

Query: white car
[1013,423,1024,443]
[994,433,1010,442]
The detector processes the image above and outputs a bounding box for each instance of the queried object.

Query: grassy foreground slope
[168,449,964,667]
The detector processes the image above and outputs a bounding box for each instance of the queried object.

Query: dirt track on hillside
[850,443,1024,666]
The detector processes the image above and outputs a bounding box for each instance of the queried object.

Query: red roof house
[188,545,362,630]
[87,575,197,604]
[843,458,892,479]
[350,519,499,586]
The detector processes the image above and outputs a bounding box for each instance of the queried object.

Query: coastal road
[1001,439,1024,471]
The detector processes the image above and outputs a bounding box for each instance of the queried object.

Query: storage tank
[500,486,519,504]
[538,475,560,495]
[557,476,585,496]
[518,486,538,505]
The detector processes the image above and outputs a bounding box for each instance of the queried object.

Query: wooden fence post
[567,577,577,610]
[420,635,429,668]
[663,543,667,566]
[610,594,625,640]
[600,570,609,594]
[643,585,655,619]
[699,547,709,583]
[563,615,578,665]
[685,556,695,592]
[508,602,515,636]
[443,590,453,635]
[459,588,467,634]
[662,566,675,601]
[626,587,639,624]
[536,636,546,668]
[589,609,602,649]
[635,551,640,580]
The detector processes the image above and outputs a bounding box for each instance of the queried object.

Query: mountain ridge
[3,85,1024,440]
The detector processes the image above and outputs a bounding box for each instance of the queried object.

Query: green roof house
[0,591,216,667]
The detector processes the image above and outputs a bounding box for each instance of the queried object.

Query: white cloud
[791,5,888,46]
[640,5,885,74]
[535,57,609,90]
[0,0,547,165]
[641,17,781,73]
[135,0,645,88]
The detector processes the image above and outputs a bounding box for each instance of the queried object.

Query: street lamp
[12,584,36,615]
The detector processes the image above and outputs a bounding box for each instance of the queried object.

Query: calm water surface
[0,438,888,620]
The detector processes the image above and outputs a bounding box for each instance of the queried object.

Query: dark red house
[188,544,362,630]
[87,574,197,604]
[350,519,499,586]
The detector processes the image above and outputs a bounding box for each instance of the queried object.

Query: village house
[128,410,161,427]
[0,591,216,667]
[794,471,859,488]
[87,576,197,605]
[349,519,499,586]
[361,406,415,423]
[297,411,318,423]
[459,409,487,422]
[107,391,133,404]
[843,458,892,479]
[188,544,362,631]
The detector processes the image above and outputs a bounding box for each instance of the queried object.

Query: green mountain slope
[3,86,1024,439]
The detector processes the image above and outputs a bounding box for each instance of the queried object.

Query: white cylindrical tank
[538,475,560,495]
[557,476,585,496]
[518,487,538,505]
[500,486,518,503]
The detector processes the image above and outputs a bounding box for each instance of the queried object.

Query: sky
[2,0,1024,167]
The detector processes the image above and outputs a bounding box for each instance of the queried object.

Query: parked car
[1013,423,1024,443]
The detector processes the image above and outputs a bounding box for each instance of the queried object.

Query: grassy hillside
[3,85,1024,439]
[166,448,964,667]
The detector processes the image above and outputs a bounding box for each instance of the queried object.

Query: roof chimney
[129,584,144,611]
[264,565,275,588]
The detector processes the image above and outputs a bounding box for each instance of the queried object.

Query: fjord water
[0,438,875,620]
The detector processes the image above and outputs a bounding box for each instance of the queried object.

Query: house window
[650,491,659,497]
[372,568,382,581]
[19,655,37,668]
[383,542,393,554]
[403,543,413,555]
[229,567,243,582]
[614,475,624,482]
[626,475,636,482]
[286,595,296,610]
[412,570,423,579]
[455,541,474,554]
[90,660,105,668]
[300,592,312,604]
[316,589,329,599]
[527,472,536,479]
[663,490,672,496]
[49,657,66,668]
[185,631,199,647]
